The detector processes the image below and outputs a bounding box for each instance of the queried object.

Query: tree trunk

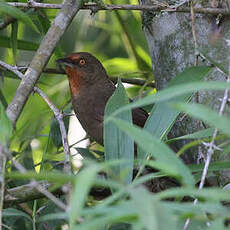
[140,0,230,184]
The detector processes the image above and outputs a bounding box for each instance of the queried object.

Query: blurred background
[0,0,154,171]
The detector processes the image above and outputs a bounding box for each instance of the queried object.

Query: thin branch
[190,0,199,66]
[33,87,72,174]
[0,143,67,210]
[190,0,204,175]
[0,61,24,79]
[7,1,61,9]
[4,182,62,207]
[6,0,82,127]
[4,180,111,206]
[10,157,67,211]
[4,2,230,16]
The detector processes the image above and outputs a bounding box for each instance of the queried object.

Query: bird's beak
[56,58,74,68]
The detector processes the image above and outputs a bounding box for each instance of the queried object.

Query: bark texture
[140,0,230,182]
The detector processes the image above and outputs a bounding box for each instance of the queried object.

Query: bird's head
[56,52,108,95]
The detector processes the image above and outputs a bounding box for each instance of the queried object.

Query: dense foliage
[0,0,230,230]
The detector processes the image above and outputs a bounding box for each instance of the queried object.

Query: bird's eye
[79,59,86,66]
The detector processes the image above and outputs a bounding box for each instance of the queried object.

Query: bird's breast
[66,67,83,96]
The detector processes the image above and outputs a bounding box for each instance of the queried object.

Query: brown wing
[132,107,148,128]
[94,104,148,128]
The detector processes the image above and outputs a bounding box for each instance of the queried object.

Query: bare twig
[190,0,204,171]
[0,61,24,79]
[6,0,82,127]
[4,2,230,16]
[10,157,67,211]
[3,142,66,210]
[33,87,72,174]
[0,144,66,213]
[4,182,62,206]
[7,1,61,9]
[4,180,111,206]
[190,0,199,66]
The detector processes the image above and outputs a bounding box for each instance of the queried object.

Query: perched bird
[57,52,148,146]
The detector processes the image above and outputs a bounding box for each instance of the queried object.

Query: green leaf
[155,187,230,201]
[115,68,230,119]
[167,128,215,143]
[0,3,39,33]
[144,66,212,140]
[103,58,138,76]
[135,45,152,69]
[0,88,8,109]
[0,102,12,145]
[130,188,176,230]
[174,103,230,137]
[163,201,229,216]
[37,212,68,222]
[200,50,228,75]
[208,218,228,230]
[3,208,32,223]
[11,21,18,61]
[189,161,230,173]
[36,10,64,58]
[75,147,104,161]
[75,147,100,160]
[50,110,70,149]
[110,118,195,187]
[0,35,39,51]
[69,164,101,227]
[104,79,134,185]
[71,201,136,230]
[7,171,75,184]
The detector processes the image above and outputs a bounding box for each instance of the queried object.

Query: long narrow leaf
[144,66,212,140]
[0,102,12,145]
[110,118,195,187]
[0,35,39,51]
[174,103,230,137]
[130,188,176,230]
[11,21,18,61]
[111,81,230,120]
[0,89,8,109]
[69,164,101,227]
[104,79,134,184]
[0,3,39,33]
[155,187,230,201]
[167,128,215,143]
[3,208,32,223]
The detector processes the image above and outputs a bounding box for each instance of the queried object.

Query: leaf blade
[0,102,12,145]
[110,118,195,187]
[104,79,134,184]
[144,66,211,140]
[0,2,39,33]
[174,103,230,137]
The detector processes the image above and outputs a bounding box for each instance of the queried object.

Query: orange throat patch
[66,67,82,96]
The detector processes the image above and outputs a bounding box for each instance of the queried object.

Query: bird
[56,52,148,147]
